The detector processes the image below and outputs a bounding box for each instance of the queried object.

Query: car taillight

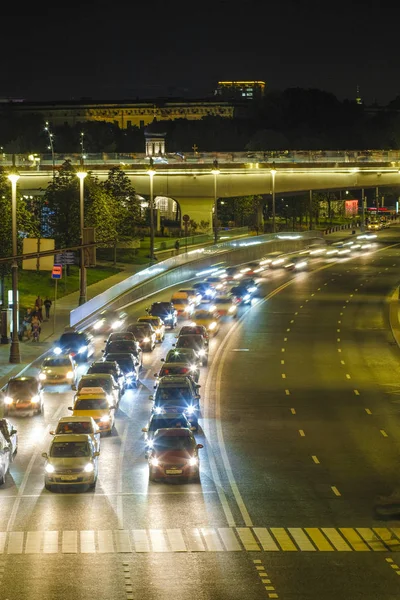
[180,368,189,374]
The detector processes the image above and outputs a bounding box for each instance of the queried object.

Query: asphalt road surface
[2,228,400,599]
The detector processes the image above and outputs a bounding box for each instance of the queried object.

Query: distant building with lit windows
[215,81,266,100]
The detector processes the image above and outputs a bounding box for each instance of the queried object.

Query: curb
[388,286,400,348]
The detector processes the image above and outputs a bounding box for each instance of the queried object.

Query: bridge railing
[1,150,400,169]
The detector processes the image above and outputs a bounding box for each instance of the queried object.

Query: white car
[39,354,77,387]
[50,416,101,453]
[0,430,11,486]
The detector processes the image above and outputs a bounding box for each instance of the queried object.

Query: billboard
[345,200,358,217]
[22,238,55,271]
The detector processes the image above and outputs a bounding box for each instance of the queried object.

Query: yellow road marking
[346,374,351,379]
[270,528,297,551]
[339,528,370,551]
[299,430,305,437]
[354,390,360,395]
[285,389,290,395]
[282,374,286,379]
[281,348,285,352]
[281,359,285,364]
[380,430,388,437]
[312,456,320,464]
[365,408,372,415]
[253,528,279,551]
[337,329,341,333]
[356,528,386,551]
[331,486,341,497]
[290,408,296,414]
[236,528,260,551]
[284,337,288,341]
[322,528,352,551]
[305,528,334,551]
[337,338,341,342]
[340,360,345,365]
[288,528,316,551]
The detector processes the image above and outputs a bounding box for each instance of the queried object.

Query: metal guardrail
[1,150,400,169]
[70,230,323,328]
[154,227,249,252]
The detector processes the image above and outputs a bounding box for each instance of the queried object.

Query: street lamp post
[147,161,156,262]
[270,166,277,233]
[8,169,21,363]
[44,121,55,181]
[77,171,87,305]
[211,160,220,244]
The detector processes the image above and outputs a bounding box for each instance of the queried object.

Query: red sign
[345,200,358,217]
[52,264,62,279]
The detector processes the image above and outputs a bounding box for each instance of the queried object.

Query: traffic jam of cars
[0,235,378,489]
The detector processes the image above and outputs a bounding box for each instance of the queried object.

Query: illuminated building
[215,81,266,100]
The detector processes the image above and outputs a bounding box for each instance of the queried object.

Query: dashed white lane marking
[340,312,343,316]
[290,320,294,323]
[295,312,298,315]
[338,320,341,324]
[299,430,305,437]
[300,305,303,308]
[331,486,341,497]
[311,294,314,297]
[306,299,309,303]
[284,337,288,342]
[312,456,320,464]
[281,348,285,352]
[354,390,360,396]
[338,349,342,353]
[281,360,285,365]
[286,328,290,332]
[380,430,389,438]
[337,329,341,333]
[365,408,372,415]
[340,360,345,365]
[337,338,341,342]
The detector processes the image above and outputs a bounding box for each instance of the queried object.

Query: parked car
[3,376,44,416]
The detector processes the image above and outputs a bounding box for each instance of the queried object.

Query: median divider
[70,231,324,329]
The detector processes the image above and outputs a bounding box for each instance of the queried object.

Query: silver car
[0,430,11,485]
[42,434,99,491]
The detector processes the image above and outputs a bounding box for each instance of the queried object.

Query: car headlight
[143,337,150,343]
[243,294,251,301]
[39,373,47,381]
[54,347,62,355]
[45,463,55,474]
[209,305,216,312]
[165,315,172,320]
[189,365,198,372]
[93,320,103,330]
[150,457,159,467]
[188,457,198,467]
[229,306,236,313]
[186,405,196,414]
[106,394,113,403]
[66,371,74,379]
[100,415,110,423]
[209,322,217,330]
[206,288,214,296]
[198,349,206,356]
[248,287,257,292]
[78,345,88,354]
[155,328,161,333]
[112,320,122,329]
[154,407,163,414]
[84,463,94,473]
[146,440,154,448]
[4,396,13,405]
[31,395,40,404]
[126,376,133,384]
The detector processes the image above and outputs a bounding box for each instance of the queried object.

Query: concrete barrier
[70,230,324,328]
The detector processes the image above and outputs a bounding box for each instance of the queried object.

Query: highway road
[2,228,400,599]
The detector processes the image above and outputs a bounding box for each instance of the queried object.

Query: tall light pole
[211,159,220,244]
[147,159,156,262]
[80,132,85,164]
[44,121,55,181]
[270,166,277,233]
[77,171,87,305]
[8,168,21,364]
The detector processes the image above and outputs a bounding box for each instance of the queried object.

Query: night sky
[2,2,398,105]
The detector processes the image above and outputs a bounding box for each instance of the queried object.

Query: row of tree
[3,88,400,154]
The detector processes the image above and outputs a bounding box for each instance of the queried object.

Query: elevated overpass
[2,150,400,226]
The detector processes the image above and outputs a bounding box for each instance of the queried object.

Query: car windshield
[107,342,136,352]
[105,356,134,370]
[7,380,37,394]
[151,304,170,315]
[79,378,111,392]
[50,441,91,458]
[173,298,189,305]
[43,358,71,367]
[149,417,188,431]
[59,333,83,345]
[193,312,210,319]
[165,350,195,363]
[74,399,109,410]
[55,422,93,434]
[128,327,146,339]
[176,336,203,349]
[109,333,134,341]
[153,436,194,451]
[155,387,192,403]
[214,298,230,304]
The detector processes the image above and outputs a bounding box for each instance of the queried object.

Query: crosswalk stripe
[115,530,131,553]
[0,532,6,554]
[270,528,297,551]
[167,529,187,552]
[218,528,241,551]
[98,530,114,553]
[339,528,370,551]
[322,528,352,551]
[25,531,42,554]
[8,532,23,554]
[132,530,150,553]
[186,528,205,552]
[236,528,261,551]
[305,528,334,551]
[357,528,387,551]
[43,531,58,554]
[288,528,316,551]
[202,528,224,551]
[253,528,279,551]
[62,531,77,554]
[80,531,96,554]
[150,529,168,552]
[373,528,400,551]
[390,529,400,548]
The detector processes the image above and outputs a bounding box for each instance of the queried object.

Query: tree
[102,167,142,239]
[84,175,117,243]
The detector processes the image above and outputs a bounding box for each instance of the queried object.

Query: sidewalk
[0,262,142,389]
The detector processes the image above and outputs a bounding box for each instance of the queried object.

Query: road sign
[183,214,190,222]
[52,264,62,279]
[55,251,75,265]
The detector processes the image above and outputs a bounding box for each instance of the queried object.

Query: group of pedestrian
[18,296,52,342]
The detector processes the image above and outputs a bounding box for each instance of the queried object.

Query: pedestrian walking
[44,297,52,321]
[174,240,180,255]
[35,296,43,322]
[31,315,41,342]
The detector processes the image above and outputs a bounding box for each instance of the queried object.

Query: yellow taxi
[191,309,220,336]
[137,316,165,342]
[68,387,116,435]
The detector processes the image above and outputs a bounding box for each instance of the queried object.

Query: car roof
[104,352,135,359]
[81,373,113,380]
[57,416,96,424]
[77,387,107,395]
[214,295,232,301]
[91,360,118,367]
[151,301,172,307]
[150,412,189,420]
[158,376,192,385]
[52,434,91,443]
[10,376,37,382]
[153,427,192,438]
[44,354,72,360]
[177,334,203,340]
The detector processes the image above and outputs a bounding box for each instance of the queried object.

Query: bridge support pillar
[176,197,215,233]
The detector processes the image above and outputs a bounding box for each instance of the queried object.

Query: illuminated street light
[270,166,277,233]
[77,171,87,305]
[147,159,156,262]
[44,121,55,180]
[8,166,21,363]
[211,160,220,244]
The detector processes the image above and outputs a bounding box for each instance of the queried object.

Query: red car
[148,428,203,483]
